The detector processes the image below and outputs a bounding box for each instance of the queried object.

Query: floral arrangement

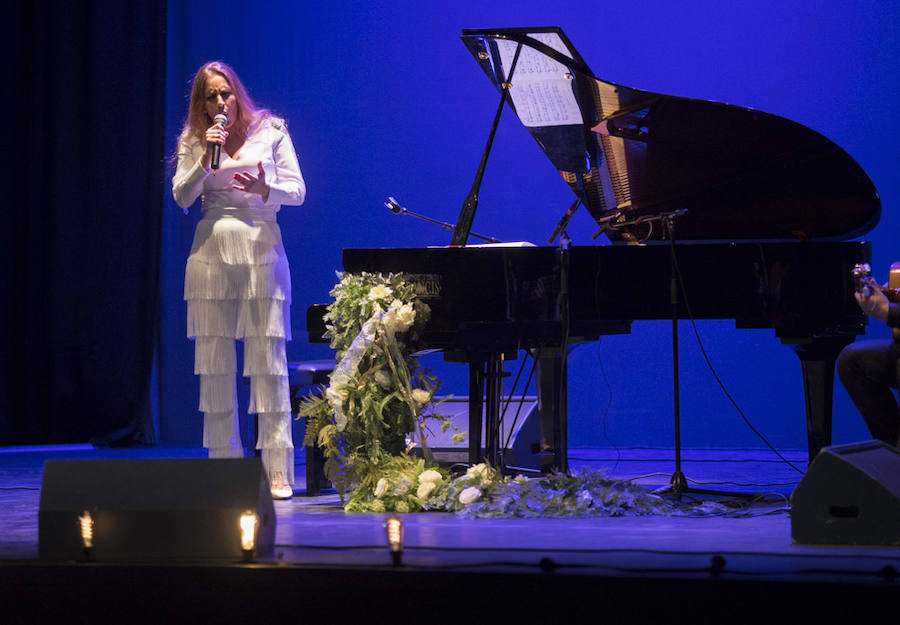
[346,456,684,518]
[297,272,460,499]
[299,272,718,518]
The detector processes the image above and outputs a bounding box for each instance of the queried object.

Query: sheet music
[496,32,583,128]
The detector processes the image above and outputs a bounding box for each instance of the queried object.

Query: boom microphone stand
[384,197,501,243]
[545,199,580,474]
[610,210,755,499]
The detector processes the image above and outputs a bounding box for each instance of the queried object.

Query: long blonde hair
[178,61,268,145]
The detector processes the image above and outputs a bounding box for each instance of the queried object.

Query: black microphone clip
[384,197,405,214]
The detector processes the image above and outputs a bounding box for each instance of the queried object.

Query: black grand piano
[308,27,880,472]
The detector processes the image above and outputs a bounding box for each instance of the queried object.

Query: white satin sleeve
[172,137,210,212]
[266,126,306,208]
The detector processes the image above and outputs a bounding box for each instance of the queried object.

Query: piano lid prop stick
[450,42,524,247]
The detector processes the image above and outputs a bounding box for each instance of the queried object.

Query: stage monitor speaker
[791,440,900,546]
[417,396,541,471]
[39,458,276,561]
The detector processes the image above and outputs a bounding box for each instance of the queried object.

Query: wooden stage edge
[1,444,898,623]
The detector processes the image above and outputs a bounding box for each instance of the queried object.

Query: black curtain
[0,0,166,444]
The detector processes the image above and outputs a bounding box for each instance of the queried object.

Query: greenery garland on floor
[297,272,726,518]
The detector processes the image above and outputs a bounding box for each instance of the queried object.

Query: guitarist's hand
[855,277,890,322]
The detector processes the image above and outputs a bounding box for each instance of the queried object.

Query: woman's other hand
[232,161,270,201]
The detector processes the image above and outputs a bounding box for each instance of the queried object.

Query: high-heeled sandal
[270,472,293,500]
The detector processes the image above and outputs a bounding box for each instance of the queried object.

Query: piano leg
[464,352,507,468]
[534,348,568,473]
[791,336,856,461]
[484,355,504,467]
[467,361,484,466]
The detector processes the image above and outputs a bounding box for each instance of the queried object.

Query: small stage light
[78,510,94,559]
[239,511,258,562]
[384,515,404,566]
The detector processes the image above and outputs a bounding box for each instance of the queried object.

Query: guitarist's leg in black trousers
[837,274,900,447]
[837,339,900,447]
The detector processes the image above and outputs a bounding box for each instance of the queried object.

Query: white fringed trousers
[185,208,294,486]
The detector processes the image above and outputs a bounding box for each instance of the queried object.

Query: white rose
[383,301,415,334]
[416,482,436,499]
[411,388,432,406]
[374,478,388,498]
[394,303,415,331]
[458,486,482,505]
[418,469,442,484]
[367,285,392,301]
[381,308,399,333]
[466,463,488,479]
[374,370,393,389]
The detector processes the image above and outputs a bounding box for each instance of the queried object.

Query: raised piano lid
[460,27,881,243]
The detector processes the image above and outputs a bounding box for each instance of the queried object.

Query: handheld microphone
[211,113,227,170]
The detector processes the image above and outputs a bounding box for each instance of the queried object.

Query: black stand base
[659,469,761,500]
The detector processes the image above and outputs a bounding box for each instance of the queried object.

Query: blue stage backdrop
[159,1,899,450]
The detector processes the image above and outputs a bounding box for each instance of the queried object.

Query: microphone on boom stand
[384,197,502,244]
[549,199,580,244]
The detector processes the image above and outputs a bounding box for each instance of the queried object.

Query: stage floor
[2,444,898,622]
